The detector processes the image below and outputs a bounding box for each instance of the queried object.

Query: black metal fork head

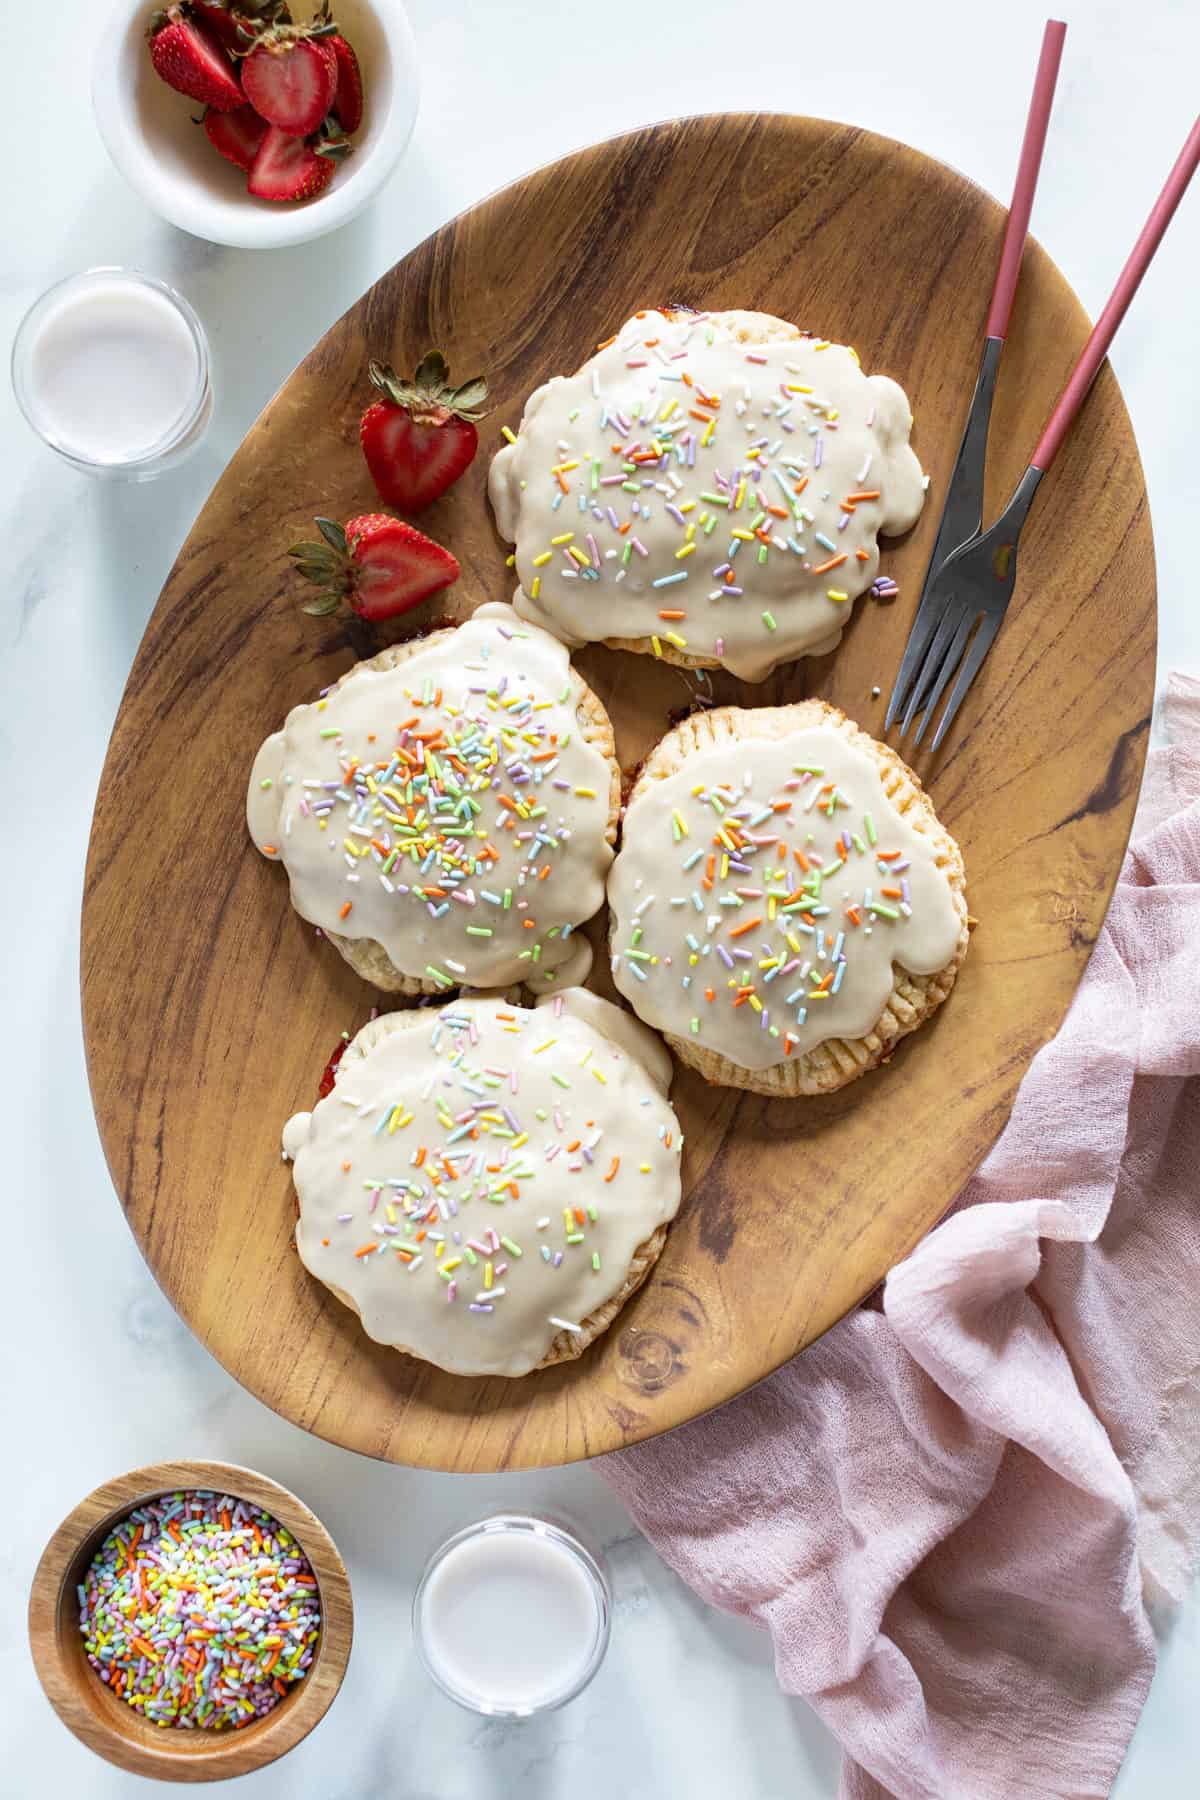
[895,465,1043,751]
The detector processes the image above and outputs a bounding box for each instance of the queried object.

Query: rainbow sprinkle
[79,1491,321,1729]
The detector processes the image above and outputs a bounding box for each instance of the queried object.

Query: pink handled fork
[895,110,1200,752]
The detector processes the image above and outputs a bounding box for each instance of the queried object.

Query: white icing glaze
[488,310,925,681]
[550,985,674,1093]
[283,992,683,1378]
[606,720,962,1070]
[281,1111,310,1161]
[247,604,615,992]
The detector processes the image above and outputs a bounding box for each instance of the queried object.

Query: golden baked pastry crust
[614,699,970,1096]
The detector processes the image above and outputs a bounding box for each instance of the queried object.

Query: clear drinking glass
[412,1514,612,1718]
[11,267,212,480]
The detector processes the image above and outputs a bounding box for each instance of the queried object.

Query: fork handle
[1032,112,1200,472]
[986,19,1068,339]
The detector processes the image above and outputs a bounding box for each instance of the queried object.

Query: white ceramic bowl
[92,0,420,249]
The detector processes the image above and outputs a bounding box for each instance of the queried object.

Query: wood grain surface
[81,115,1156,1471]
[28,1460,352,1780]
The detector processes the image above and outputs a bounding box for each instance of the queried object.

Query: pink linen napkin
[602,674,1200,1800]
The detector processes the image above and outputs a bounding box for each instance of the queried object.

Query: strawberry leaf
[450,376,489,415]
[301,595,341,616]
[367,351,489,423]
[414,349,449,391]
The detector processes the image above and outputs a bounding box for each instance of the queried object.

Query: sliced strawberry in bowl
[310,0,362,134]
[190,1,245,50]
[147,5,244,111]
[190,0,283,51]
[289,515,460,621]
[327,32,363,133]
[241,29,337,134]
[247,120,349,202]
[359,352,489,513]
[203,101,268,171]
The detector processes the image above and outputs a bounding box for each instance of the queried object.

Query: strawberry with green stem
[359,351,489,513]
[314,0,362,132]
[240,15,339,135]
[327,29,362,131]
[147,5,244,110]
[191,0,291,50]
[290,515,460,620]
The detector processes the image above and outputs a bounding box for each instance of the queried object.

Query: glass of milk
[11,267,212,479]
[413,1514,612,1717]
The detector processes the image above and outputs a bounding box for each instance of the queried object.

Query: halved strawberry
[203,100,268,170]
[311,0,362,131]
[191,1,242,49]
[241,30,337,134]
[147,6,244,111]
[359,352,488,513]
[305,0,361,132]
[247,120,348,202]
[289,515,460,621]
[191,0,286,50]
[327,32,362,131]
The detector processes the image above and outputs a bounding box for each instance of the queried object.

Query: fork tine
[898,596,966,737]
[885,597,944,730]
[928,612,1000,752]
[912,606,978,748]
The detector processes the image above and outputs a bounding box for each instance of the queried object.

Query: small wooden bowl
[28,1459,353,1782]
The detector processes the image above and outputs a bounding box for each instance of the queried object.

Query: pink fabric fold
[602,674,1200,1800]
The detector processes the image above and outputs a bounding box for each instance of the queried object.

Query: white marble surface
[4,1,1200,1794]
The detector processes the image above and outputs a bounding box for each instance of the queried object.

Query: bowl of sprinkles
[28,1460,352,1781]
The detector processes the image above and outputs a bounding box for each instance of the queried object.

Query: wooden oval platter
[82,115,1155,1471]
